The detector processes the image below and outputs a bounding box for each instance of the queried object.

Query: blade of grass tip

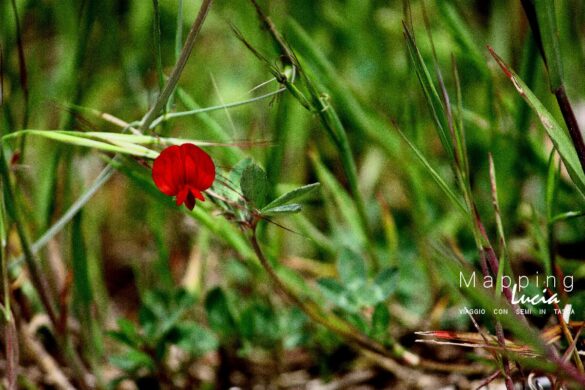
[393,123,467,214]
[9,0,28,127]
[2,130,158,159]
[550,210,585,223]
[248,77,277,94]
[421,4,468,193]
[61,103,141,134]
[488,47,585,198]
[403,23,454,163]
[524,0,585,173]
[140,0,214,132]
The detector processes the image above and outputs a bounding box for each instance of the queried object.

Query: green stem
[140,0,214,132]
[249,227,415,364]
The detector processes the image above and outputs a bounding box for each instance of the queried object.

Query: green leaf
[337,248,367,289]
[370,303,390,341]
[280,308,308,349]
[238,304,279,348]
[240,162,268,207]
[174,322,218,357]
[229,158,253,188]
[354,284,384,307]
[373,267,398,300]
[403,25,454,163]
[2,130,158,159]
[260,203,302,216]
[316,278,348,307]
[109,349,155,373]
[343,312,368,334]
[395,126,468,214]
[261,183,320,211]
[489,48,585,197]
[204,287,238,340]
[108,319,141,348]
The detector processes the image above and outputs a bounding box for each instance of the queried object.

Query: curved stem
[249,228,489,374]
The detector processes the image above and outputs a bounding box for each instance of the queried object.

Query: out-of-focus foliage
[1,0,584,388]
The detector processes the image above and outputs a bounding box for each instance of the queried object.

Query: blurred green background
[1,0,584,388]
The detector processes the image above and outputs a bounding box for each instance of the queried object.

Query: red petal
[153,145,183,195]
[191,188,205,201]
[176,187,189,206]
[180,143,216,191]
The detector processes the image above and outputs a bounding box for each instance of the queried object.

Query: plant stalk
[140,0,214,132]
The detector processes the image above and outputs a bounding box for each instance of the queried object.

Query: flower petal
[191,188,205,201]
[176,186,189,206]
[180,143,216,191]
[153,145,183,195]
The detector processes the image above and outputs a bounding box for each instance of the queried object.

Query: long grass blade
[489,47,585,198]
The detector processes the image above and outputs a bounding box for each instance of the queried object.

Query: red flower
[152,143,216,210]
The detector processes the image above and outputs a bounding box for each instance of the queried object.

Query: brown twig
[19,320,77,390]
